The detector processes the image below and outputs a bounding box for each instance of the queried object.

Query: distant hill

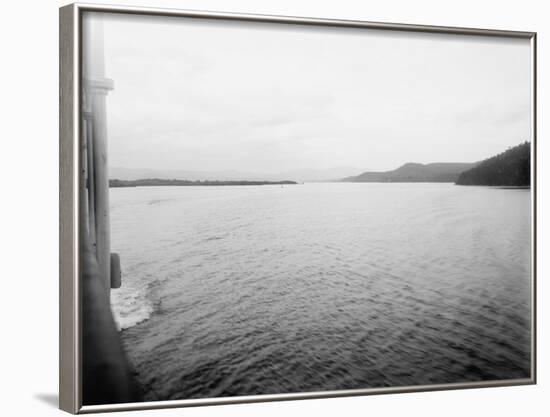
[109,166,361,183]
[342,162,476,183]
[109,179,298,188]
[456,142,530,186]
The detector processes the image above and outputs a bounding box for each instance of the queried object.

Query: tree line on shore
[455,141,530,186]
[109,178,298,188]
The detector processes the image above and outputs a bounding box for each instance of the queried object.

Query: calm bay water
[110,183,531,401]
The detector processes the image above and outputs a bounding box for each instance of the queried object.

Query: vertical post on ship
[82,12,114,301]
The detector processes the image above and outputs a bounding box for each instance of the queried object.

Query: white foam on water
[111,288,154,331]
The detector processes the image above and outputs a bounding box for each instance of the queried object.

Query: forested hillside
[455,142,530,186]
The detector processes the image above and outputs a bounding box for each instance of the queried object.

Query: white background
[0,0,547,415]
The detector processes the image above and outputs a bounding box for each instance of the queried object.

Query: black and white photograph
[77,8,534,408]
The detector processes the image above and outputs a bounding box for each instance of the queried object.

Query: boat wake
[111,287,154,331]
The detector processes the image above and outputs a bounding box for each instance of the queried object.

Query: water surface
[110,183,531,401]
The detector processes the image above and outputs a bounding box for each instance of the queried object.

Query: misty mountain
[109,166,362,183]
[342,162,476,183]
[456,142,530,186]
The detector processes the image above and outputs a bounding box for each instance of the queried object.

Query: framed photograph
[59,3,537,414]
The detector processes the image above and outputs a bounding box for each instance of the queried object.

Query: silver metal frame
[60,2,537,414]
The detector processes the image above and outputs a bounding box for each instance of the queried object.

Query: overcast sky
[86,12,531,173]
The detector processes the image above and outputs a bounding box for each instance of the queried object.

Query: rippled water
[110,183,531,401]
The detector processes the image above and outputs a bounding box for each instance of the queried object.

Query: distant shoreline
[109,179,298,188]
[340,142,530,187]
